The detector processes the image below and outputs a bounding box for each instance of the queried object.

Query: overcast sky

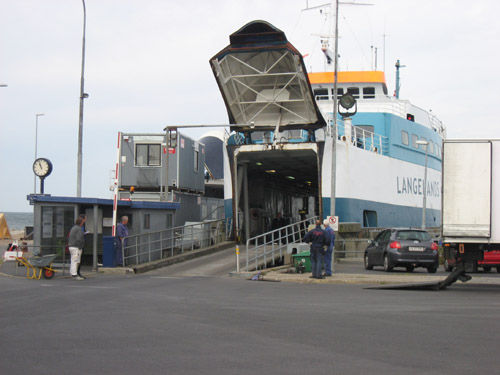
[1,0,499,212]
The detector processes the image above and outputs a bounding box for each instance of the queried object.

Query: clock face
[33,158,52,177]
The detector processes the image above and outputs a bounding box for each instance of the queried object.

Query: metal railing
[245,216,318,271]
[336,121,389,155]
[122,218,232,267]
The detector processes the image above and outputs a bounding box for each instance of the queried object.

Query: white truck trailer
[440,139,500,285]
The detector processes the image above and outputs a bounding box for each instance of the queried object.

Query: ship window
[144,214,150,230]
[411,134,418,148]
[401,130,409,145]
[331,88,344,97]
[313,88,328,100]
[363,87,375,99]
[435,142,440,156]
[363,210,377,227]
[428,141,434,154]
[420,138,427,151]
[347,87,360,99]
[136,144,161,167]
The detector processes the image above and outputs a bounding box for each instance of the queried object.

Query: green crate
[292,251,311,273]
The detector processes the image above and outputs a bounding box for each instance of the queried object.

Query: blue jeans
[323,247,333,275]
[116,239,124,266]
[310,247,324,278]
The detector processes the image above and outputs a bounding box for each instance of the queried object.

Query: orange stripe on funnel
[308,71,386,84]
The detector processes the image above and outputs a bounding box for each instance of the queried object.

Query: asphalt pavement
[1,269,500,374]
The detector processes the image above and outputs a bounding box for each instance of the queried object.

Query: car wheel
[383,254,393,272]
[406,265,414,272]
[427,266,438,273]
[444,259,453,272]
[364,253,373,270]
[483,266,492,272]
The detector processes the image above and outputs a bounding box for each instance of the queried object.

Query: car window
[396,230,431,241]
[375,230,387,242]
[379,230,391,242]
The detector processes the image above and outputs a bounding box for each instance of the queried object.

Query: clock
[33,158,53,178]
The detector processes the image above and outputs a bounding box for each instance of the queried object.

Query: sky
[1,0,499,212]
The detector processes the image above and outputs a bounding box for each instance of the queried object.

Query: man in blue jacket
[303,219,331,279]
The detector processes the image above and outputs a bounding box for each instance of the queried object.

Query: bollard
[236,245,240,272]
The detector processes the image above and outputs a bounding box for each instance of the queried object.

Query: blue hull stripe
[323,197,440,228]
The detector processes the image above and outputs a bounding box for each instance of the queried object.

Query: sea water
[2,212,34,231]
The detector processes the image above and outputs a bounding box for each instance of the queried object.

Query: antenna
[395,59,406,99]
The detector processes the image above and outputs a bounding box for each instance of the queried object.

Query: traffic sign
[327,216,339,231]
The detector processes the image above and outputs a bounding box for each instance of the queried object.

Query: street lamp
[34,113,45,193]
[416,140,429,229]
[0,84,7,87]
[77,0,88,197]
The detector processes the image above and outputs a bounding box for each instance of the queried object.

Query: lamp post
[77,0,88,197]
[0,84,7,87]
[416,140,429,229]
[34,113,45,193]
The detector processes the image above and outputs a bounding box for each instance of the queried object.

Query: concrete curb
[254,267,500,286]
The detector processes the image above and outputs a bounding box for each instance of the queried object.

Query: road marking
[41,284,118,289]
[151,276,184,279]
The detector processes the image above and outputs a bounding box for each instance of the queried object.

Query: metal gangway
[122,218,232,267]
[244,216,318,272]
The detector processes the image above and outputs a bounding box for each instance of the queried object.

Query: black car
[364,228,439,273]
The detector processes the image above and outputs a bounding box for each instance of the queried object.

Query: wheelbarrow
[15,254,58,280]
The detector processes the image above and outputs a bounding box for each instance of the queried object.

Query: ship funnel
[210,20,326,132]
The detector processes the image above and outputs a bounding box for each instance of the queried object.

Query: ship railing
[122,218,232,267]
[244,216,318,272]
[334,120,389,155]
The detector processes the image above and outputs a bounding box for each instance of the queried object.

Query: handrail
[122,218,232,267]
[244,216,318,271]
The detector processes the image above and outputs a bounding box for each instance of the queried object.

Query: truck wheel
[427,266,437,274]
[364,253,373,270]
[497,267,500,273]
[444,259,453,272]
[406,265,415,272]
[483,266,492,272]
[383,254,393,272]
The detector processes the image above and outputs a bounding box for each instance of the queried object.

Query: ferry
[209,20,445,240]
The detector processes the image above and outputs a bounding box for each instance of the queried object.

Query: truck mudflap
[365,264,472,291]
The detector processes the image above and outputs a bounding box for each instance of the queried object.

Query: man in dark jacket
[303,219,331,279]
[68,215,86,280]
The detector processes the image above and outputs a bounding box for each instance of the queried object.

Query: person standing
[116,216,129,266]
[272,212,287,244]
[68,215,86,280]
[323,219,335,277]
[303,219,330,279]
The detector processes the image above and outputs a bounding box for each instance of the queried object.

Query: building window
[363,87,375,99]
[401,130,409,145]
[347,87,360,99]
[411,134,418,148]
[136,144,161,167]
[144,214,150,230]
[194,149,199,172]
[313,88,328,100]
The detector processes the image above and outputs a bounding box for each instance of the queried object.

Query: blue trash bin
[102,236,119,267]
